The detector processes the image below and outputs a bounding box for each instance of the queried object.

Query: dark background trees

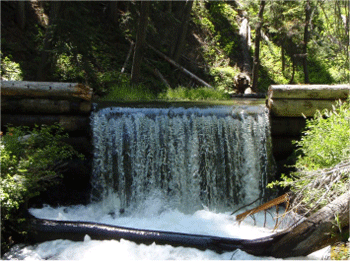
[1,0,349,97]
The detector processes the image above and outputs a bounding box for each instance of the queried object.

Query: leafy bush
[268,99,350,214]
[1,124,83,252]
[295,100,350,171]
[0,53,23,81]
[159,86,231,101]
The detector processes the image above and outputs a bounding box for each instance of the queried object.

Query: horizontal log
[27,191,350,258]
[268,98,339,117]
[268,84,350,100]
[1,81,93,101]
[1,98,91,114]
[27,212,287,256]
[1,114,89,133]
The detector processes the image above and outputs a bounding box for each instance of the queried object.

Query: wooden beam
[1,81,93,101]
[268,99,339,117]
[268,84,350,100]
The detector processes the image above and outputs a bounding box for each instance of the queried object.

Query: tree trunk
[251,0,266,92]
[37,2,61,81]
[16,1,26,30]
[303,0,311,83]
[27,192,349,258]
[131,1,150,84]
[172,0,194,63]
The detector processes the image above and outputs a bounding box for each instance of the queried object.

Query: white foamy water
[4,196,330,260]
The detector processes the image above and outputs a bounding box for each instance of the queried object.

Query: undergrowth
[0,124,83,253]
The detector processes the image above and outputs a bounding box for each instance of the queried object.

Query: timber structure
[267,84,350,161]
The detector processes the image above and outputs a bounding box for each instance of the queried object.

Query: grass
[100,84,232,102]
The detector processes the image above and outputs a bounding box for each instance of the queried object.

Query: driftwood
[236,193,290,223]
[147,44,213,88]
[1,81,93,101]
[27,191,349,258]
[1,98,91,114]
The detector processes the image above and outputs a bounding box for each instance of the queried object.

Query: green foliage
[0,53,23,81]
[295,100,350,170]
[268,100,350,214]
[159,86,231,101]
[210,66,240,90]
[100,81,157,102]
[1,124,83,251]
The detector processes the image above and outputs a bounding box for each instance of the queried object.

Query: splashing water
[90,105,274,213]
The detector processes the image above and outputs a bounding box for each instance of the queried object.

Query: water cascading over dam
[91,105,274,213]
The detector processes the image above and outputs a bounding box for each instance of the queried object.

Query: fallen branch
[147,44,213,88]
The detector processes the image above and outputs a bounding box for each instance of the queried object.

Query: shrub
[268,99,350,214]
[1,124,83,252]
[159,86,231,101]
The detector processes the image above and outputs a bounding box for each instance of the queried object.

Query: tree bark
[27,192,349,258]
[251,0,266,92]
[1,81,93,101]
[131,1,150,84]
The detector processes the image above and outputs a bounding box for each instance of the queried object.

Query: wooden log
[268,191,350,258]
[1,81,93,101]
[147,44,213,88]
[268,84,350,100]
[268,99,340,117]
[1,114,89,133]
[27,211,287,255]
[1,98,91,114]
[26,191,350,258]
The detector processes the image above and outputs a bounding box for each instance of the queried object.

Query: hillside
[1,1,349,98]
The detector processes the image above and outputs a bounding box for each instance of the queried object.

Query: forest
[1,0,349,100]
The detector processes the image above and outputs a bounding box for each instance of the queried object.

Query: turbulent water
[3,105,330,260]
[91,105,274,213]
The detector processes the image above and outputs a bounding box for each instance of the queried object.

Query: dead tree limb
[147,44,213,88]
[121,41,134,73]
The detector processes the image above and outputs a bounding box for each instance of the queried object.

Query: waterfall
[91,105,274,213]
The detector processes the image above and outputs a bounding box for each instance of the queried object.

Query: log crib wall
[267,84,350,162]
